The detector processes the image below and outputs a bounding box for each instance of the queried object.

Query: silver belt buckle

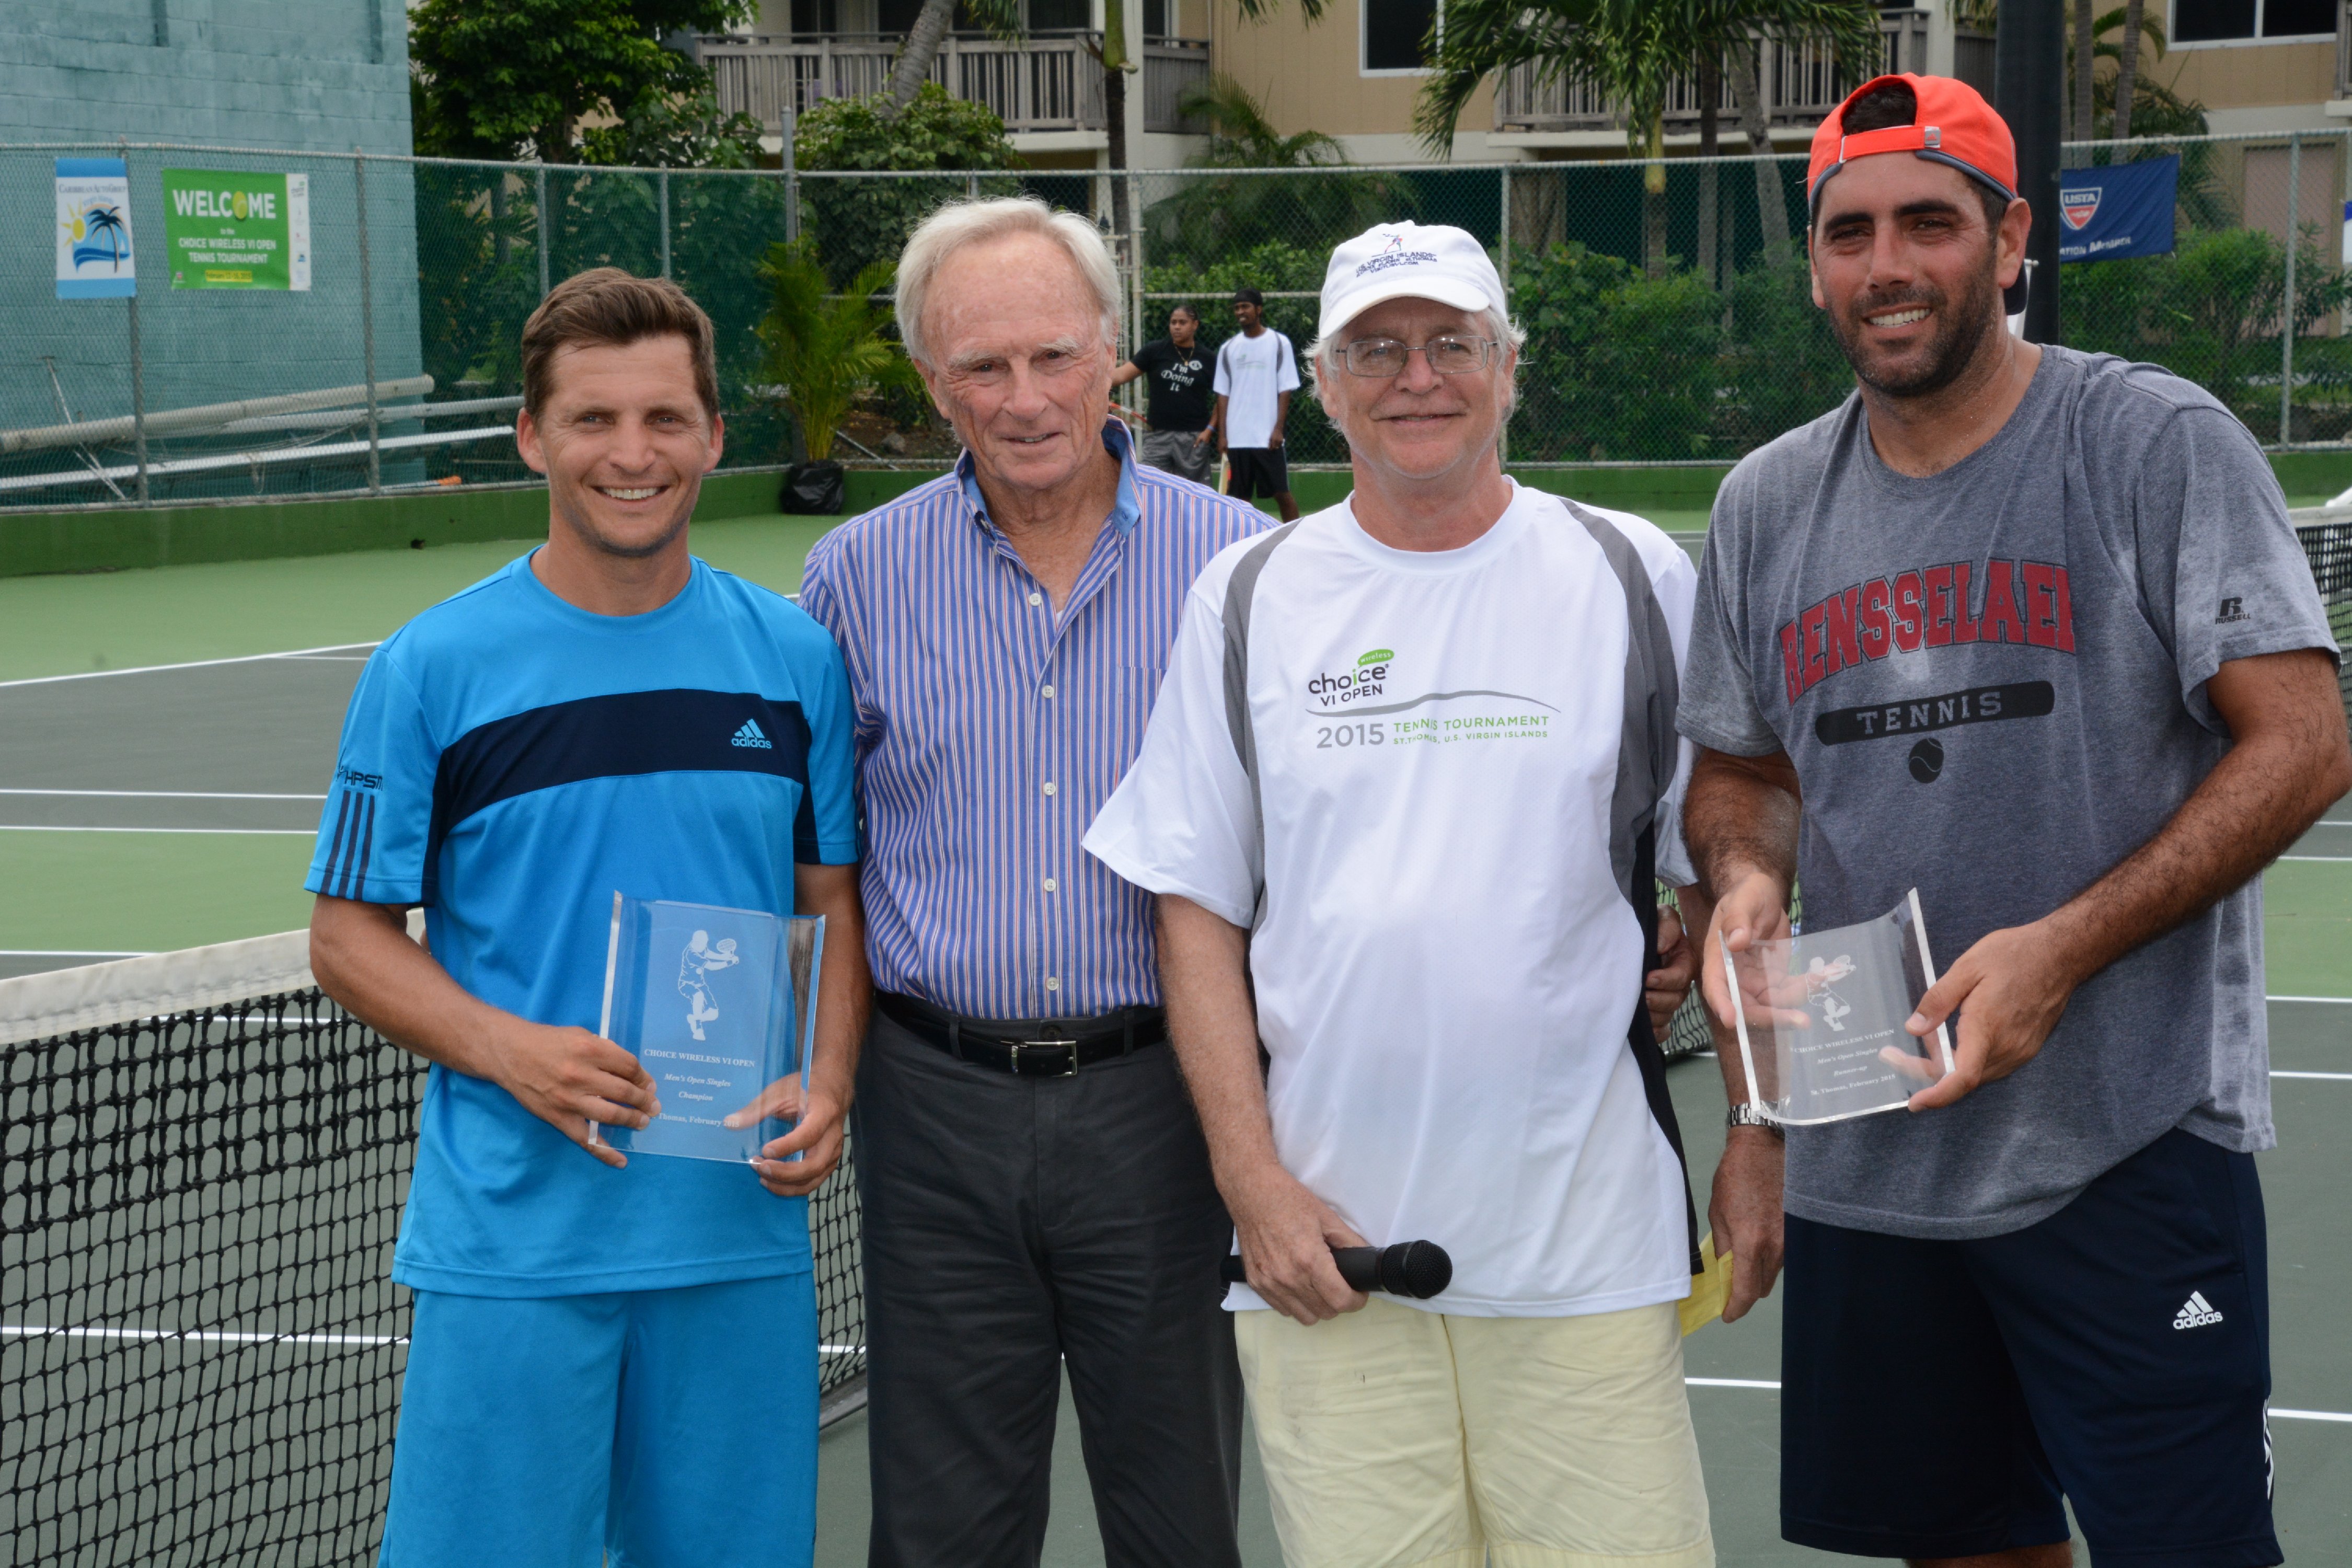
[1010,1038,1080,1077]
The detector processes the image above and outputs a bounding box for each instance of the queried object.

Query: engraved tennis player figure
[1804,953,1857,1032]
[679,930,741,1041]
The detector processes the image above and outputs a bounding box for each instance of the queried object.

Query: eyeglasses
[1339,336,1500,378]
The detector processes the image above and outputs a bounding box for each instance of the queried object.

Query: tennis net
[2298,515,2352,732]
[0,933,866,1568]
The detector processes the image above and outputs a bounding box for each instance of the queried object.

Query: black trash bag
[780,459,844,515]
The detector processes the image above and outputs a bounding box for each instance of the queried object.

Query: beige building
[699,0,2352,171]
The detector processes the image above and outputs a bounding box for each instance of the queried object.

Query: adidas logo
[731,718,772,750]
[2173,1291,2225,1331]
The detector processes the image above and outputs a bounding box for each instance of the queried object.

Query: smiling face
[514,335,722,561]
[1808,154,2028,400]
[916,232,1117,498]
[1233,298,1264,332]
[1319,296,1512,487]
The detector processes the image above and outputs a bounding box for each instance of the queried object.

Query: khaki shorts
[1234,1298,1713,1568]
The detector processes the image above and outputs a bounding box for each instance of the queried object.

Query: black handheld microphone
[1219,1240,1453,1299]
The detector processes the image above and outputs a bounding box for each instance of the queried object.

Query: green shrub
[793,84,1022,287]
[1509,244,1742,462]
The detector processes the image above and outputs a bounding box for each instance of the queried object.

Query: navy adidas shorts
[1781,1128,2279,1567]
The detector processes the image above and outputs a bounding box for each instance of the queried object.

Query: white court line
[0,949,150,957]
[1678,1377,2352,1423]
[1682,1048,2348,1078]
[0,825,314,836]
[0,788,325,801]
[0,642,379,690]
[2278,856,2352,862]
[2270,995,2352,1004]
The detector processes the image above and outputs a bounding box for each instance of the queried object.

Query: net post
[659,169,672,280]
[124,137,149,506]
[536,165,551,298]
[2282,131,2302,449]
[356,149,381,495]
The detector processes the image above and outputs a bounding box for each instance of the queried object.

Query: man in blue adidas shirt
[306,269,868,1568]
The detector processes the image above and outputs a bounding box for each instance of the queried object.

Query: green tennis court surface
[4,516,2348,1566]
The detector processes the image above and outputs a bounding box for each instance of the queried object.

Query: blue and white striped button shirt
[799,422,1269,1019]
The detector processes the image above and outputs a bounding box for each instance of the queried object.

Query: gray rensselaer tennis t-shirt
[1680,344,2339,1240]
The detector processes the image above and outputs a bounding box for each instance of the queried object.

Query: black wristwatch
[1725,1103,1784,1137]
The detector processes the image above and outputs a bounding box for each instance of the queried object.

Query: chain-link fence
[7,132,2349,512]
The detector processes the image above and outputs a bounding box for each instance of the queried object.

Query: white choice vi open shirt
[1085,481,1701,1317]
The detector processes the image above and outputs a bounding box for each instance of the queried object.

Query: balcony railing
[701,31,1213,136]
[1145,37,1212,134]
[1496,11,1929,136]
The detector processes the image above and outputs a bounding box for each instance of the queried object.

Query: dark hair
[521,268,719,419]
[1232,287,1264,306]
[1828,80,2011,235]
[1169,303,1200,322]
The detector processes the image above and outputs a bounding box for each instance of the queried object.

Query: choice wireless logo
[1307,648,1394,709]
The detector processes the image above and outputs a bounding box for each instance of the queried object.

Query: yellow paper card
[1679,1232,1732,1336]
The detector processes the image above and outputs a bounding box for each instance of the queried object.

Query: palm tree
[1414,0,1881,274]
[756,240,922,464]
[1145,74,1419,265]
[882,0,1022,118]
[2112,0,2147,141]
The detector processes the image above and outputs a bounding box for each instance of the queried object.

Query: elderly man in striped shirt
[798,198,1269,1568]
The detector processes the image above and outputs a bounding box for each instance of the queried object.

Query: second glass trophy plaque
[1720,889,1953,1126]
[591,893,826,1163]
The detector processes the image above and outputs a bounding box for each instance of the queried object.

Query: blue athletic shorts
[381,1272,819,1568]
[1781,1128,2278,1567]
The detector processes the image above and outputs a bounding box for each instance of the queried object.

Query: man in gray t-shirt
[1681,73,2349,1568]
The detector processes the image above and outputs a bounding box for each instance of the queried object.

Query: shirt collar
[955,420,1142,539]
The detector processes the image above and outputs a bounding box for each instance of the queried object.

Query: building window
[1363,0,1437,73]
[2171,0,2336,43]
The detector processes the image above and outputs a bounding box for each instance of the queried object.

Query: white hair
[895,197,1122,367]
[1306,305,1528,406]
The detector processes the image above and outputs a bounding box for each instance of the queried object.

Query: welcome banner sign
[163,169,311,291]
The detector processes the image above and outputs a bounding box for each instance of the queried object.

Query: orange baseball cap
[1807,73,2019,212]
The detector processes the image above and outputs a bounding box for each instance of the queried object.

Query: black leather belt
[876,990,1167,1077]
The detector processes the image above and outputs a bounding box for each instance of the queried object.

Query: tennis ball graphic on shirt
[1908,737,1944,783]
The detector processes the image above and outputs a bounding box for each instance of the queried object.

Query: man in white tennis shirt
[1085,221,1716,1568]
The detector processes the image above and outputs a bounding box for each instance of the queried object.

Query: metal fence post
[537,165,552,298]
[356,152,382,494]
[1498,166,1511,469]
[122,140,149,505]
[1128,171,1144,360]
[2282,132,2302,447]
[659,170,672,280]
[783,107,800,245]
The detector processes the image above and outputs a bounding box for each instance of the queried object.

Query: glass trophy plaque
[1720,889,1953,1126]
[591,893,826,1163]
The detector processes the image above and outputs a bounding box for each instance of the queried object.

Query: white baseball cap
[1319,221,1508,340]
